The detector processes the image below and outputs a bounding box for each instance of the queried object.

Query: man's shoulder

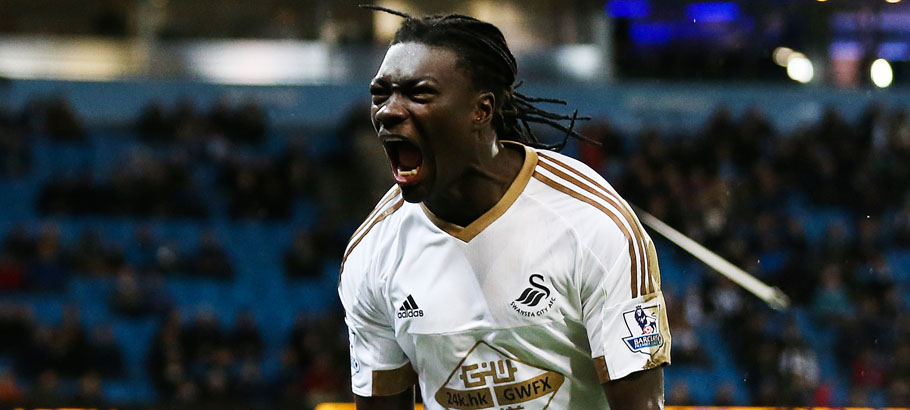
[529,149,633,239]
[340,186,406,275]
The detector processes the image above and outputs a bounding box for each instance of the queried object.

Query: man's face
[370,42,482,203]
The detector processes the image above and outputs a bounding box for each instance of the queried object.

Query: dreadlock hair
[361,5,597,151]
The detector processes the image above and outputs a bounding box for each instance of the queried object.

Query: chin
[398,184,428,204]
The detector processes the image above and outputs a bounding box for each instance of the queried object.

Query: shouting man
[339,7,670,410]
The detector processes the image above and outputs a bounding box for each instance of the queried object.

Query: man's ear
[473,92,495,126]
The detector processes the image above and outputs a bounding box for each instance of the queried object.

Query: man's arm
[602,367,664,410]
[355,386,415,410]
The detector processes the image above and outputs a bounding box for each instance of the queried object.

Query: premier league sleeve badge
[621,305,665,354]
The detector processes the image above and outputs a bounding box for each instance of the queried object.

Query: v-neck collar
[420,143,538,243]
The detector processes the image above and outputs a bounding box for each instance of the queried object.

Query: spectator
[187,230,234,278]
[851,349,885,388]
[0,369,24,404]
[199,347,232,404]
[232,358,266,403]
[0,303,34,356]
[136,101,175,143]
[283,230,321,279]
[778,340,820,403]
[38,150,208,218]
[127,225,159,273]
[110,266,147,316]
[154,239,183,275]
[0,122,30,177]
[232,101,267,144]
[73,372,105,406]
[181,309,224,365]
[229,310,263,359]
[712,383,736,406]
[671,319,711,367]
[25,224,67,292]
[300,355,346,408]
[0,252,24,291]
[220,157,292,220]
[272,348,305,407]
[667,382,694,406]
[811,265,853,320]
[44,97,85,142]
[92,0,128,37]
[57,306,91,378]
[262,6,301,39]
[148,310,186,399]
[27,369,67,407]
[3,225,34,263]
[66,228,125,276]
[85,325,125,378]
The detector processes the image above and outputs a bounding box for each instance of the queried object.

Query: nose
[373,96,408,131]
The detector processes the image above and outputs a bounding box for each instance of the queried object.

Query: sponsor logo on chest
[435,341,565,410]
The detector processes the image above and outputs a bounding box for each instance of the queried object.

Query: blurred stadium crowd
[594,104,910,405]
[0,92,908,408]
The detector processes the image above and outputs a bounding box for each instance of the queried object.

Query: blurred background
[0,0,908,408]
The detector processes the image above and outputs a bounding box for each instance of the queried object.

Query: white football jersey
[338,143,670,410]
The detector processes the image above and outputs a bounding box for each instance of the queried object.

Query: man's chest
[381,224,582,336]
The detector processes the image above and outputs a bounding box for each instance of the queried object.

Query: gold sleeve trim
[646,292,672,369]
[372,363,418,396]
[594,356,611,383]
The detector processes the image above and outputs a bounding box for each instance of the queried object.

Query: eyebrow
[371,76,437,86]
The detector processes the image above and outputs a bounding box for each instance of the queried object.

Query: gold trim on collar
[421,143,538,243]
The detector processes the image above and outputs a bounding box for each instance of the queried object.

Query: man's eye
[370,88,389,104]
[410,87,435,102]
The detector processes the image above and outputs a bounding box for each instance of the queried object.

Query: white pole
[634,206,791,311]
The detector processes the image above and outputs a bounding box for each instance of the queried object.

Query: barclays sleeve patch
[621,304,664,353]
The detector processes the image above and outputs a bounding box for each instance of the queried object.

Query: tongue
[397,143,422,170]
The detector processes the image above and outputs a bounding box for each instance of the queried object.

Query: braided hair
[362,5,596,151]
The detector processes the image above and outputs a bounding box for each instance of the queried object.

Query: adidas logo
[397,294,424,319]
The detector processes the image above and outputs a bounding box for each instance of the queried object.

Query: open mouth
[383,139,424,184]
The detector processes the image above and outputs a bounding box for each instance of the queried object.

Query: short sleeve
[579,226,671,383]
[339,251,415,397]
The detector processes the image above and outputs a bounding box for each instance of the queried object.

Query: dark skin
[359,42,665,409]
[370,42,523,226]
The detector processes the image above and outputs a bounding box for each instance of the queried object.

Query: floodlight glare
[871,58,894,88]
[772,47,794,67]
[787,55,814,84]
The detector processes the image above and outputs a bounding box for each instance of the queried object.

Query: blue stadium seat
[886,250,910,283]
[802,207,853,246]
[67,276,116,327]
[111,318,158,380]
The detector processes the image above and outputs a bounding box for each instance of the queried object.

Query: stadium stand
[0,87,908,409]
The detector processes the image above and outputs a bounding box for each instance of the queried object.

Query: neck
[423,141,524,227]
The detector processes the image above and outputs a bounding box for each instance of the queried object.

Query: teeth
[398,167,419,177]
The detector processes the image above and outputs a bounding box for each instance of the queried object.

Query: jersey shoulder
[529,148,634,243]
[340,185,405,276]
[529,148,660,298]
